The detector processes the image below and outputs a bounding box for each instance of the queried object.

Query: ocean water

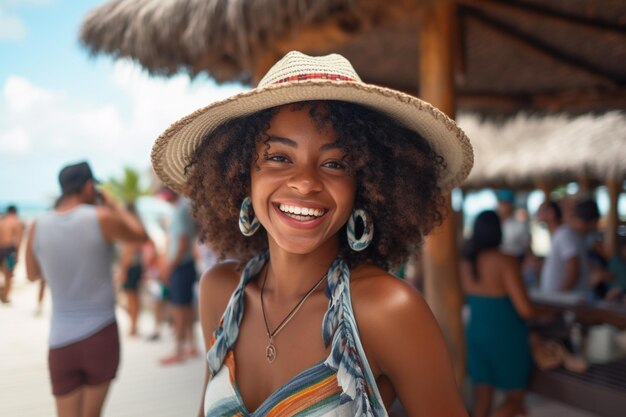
[0,196,172,250]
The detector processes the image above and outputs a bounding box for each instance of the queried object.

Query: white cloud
[0,8,26,40]
[0,61,246,200]
[101,60,246,165]
[1,75,125,154]
[0,126,29,154]
[3,75,57,114]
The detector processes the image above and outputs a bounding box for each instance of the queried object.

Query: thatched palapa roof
[459,111,626,189]
[80,0,377,83]
[80,0,626,116]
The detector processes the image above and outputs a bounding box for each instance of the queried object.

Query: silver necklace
[260,266,327,363]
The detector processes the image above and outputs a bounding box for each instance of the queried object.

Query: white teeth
[278,204,325,218]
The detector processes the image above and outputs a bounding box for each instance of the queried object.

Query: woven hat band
[258,51,362,87]
[273,73,355,85]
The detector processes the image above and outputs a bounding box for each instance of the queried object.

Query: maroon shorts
[48,321,120,396]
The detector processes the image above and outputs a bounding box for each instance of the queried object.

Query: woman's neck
[264,238,339,300]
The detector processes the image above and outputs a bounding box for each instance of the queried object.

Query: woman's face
[250,104,356,255]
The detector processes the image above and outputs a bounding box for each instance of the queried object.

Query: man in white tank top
[24,161,149,417]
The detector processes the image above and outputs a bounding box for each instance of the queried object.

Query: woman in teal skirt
[461,210,537,417]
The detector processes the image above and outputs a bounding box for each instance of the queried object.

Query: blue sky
[0,0,245,205]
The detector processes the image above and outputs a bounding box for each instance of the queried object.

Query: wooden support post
[604,178,621,258]
[251,51,282,85]
[578,177,592,196]
[535,181,553,201]
[419,2,466,384]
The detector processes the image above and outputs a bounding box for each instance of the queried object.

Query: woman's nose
[287,165,323,194]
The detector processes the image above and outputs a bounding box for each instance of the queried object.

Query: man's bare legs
[160,304,197,364]
[184,305,198,357]
[55,382,111,417]
[0,263,13,303]
[147,287,167,341]
[124,290,140,336]
[160,305,187,364]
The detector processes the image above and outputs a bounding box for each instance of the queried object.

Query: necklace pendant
[266,341,277,363]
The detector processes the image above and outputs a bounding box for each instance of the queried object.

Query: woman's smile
[250,104,356,254]
[273,202,329,229]
[277,203,327,219]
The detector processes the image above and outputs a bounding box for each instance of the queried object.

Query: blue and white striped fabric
[204,252,388,416]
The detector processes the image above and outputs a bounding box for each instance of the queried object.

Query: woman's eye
[323,160,346,170]
[265,154,290,163]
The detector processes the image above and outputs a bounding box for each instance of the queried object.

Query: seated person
[539,199,600,294]
[605,237,626,304]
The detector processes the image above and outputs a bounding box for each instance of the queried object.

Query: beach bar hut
[80,0,626,387]
[460,111,626,257]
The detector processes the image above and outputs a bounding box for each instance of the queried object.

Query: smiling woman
[151,51,473,417]
[186,101,447,271]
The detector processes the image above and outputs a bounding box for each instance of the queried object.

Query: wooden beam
[531,88,626,112]
[419,1,466,386]
[459,0,626,37]
[457,87,626,113]
[457,93,530,112]
[464,8,623,86]
[605,179,621,258]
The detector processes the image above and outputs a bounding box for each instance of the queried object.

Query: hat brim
[151,80,473,194]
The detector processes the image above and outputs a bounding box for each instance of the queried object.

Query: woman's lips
[272,203,329,229]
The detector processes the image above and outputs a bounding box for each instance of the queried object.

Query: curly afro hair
[185,101,447,270]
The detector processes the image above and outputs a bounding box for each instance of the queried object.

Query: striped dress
[204,252,388,417]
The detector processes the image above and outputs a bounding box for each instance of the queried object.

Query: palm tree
[102,166,150,210]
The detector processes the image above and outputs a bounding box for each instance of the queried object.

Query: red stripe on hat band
[272,73,355,84]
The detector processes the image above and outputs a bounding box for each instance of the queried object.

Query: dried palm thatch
[80,0,388,82]
[80,0,626,115]
[459,111,626,189]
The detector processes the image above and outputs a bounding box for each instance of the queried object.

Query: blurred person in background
[536,200,563,237]
[605,236,626,304]
[539,198,600,294]
[525,199,565,288]
[461,210,536,417]
[157,187,199,364]
[25,161,148,417]
[0,204,25,303]
[143,238,168,341]
[495,189,531,263]
[115,203,154,337]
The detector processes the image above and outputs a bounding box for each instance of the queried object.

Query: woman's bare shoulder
[349,265,455,386]
[198,260,244,322]
[350,265,431,329]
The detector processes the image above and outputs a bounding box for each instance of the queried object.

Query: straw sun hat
[151,51,473,193]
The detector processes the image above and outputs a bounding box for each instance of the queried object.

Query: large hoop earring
[239,197,260,236]
[347,209,373,251]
